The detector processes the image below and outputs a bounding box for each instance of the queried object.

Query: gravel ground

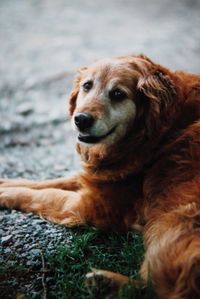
[0,209,74,297]
[0,0,200,297]
[0,210,72,261]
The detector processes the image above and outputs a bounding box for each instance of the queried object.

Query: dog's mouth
[78,126,116,144]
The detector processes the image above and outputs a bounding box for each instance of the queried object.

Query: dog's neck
[76,133,156,181]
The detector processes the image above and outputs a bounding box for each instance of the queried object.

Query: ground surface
[0,0,200,298]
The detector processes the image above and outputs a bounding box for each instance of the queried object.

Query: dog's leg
[0,187,88,226]
[0,176,80,191]
[85,268,139,295]
[141,204,200,299]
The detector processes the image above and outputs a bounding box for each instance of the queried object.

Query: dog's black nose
[74,113,94,131]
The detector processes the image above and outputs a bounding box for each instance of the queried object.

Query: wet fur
[0,55,200,298]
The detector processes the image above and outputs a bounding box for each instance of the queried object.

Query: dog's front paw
[85,268,115,297]
[85,268,130,297]
[0,178,34,188]
[86,268,111,288]
[0,187,35,210]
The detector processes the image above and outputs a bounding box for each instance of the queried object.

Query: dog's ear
[68,67,88,116]
[136,69,177,137]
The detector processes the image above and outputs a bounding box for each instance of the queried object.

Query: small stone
[13,240,23,248]
[26,260,41,267]
[0,230,5,236]
[27,213,34,217]
[21,253,28,258]
[33,231,39,236]
[33,219,47,224]
[16,103,34,116]
[28,244,38,250]
[1,235,12,245]
[30,249,41,256]
[34,225,42,232]
[4,247,12,254]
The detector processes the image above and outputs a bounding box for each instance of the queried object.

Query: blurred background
[0,0,200,179]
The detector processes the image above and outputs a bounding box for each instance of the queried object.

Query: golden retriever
[0,54,200,298]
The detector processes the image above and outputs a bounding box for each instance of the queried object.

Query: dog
[0,54,200,298]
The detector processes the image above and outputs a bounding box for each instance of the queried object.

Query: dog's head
[68,55,177,168]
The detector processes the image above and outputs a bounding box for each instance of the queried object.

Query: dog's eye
[83,81,93,92]
[109,88,127,101]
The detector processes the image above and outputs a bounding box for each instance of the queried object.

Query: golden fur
[0,54,200,298]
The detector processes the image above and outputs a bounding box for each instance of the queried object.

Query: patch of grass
[0,226,158,298]
[0,254,29,298]
[44,226,157,299]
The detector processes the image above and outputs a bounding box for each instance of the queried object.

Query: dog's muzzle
[74,112,94,131]
[78,126,116,144]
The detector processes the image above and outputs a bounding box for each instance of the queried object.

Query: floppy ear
[68,87,79,116]
[136,69,177,137]
[68,67,88,116]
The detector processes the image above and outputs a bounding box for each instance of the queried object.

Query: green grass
[44,226,157,298]
[0,253,29,298]
[0,226,158,298]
